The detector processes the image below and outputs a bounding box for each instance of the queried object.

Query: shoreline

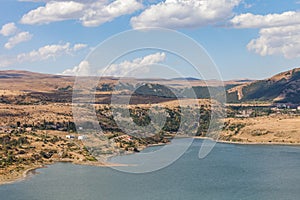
[0,159,128,186]
[0,165,45,186]
[174,135,300,146]
[193,136,300,146]
[1,138,299,186]
[0,141,168,186]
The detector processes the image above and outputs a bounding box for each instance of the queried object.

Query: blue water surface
[0,139,299,200]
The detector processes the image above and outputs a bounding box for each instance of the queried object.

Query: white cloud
[62,60,90,76]
[0,22,18,36]
[4,31,33,49]
[73,43,88,51]
[80,0,143,27]
[17,43,70,62]
[20,0,143,27]
[17,42,87,62]
[230,11,300,28]
[100,52,166,76]
[18,0,64,1]
[20,1,85,25]
[230,11,300,58]
[0,42,87,67]
[247,25,300,59]
[131,0,241,29]
[62,52,167,77]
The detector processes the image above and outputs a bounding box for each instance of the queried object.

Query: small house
[66,135,75,139]
[78,135,87,140]
[25,127,32,132]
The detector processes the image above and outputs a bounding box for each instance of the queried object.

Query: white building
[25,127,32,132]
[78,135,87,140]
[66,135,75,139]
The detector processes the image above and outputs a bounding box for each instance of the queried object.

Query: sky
[0,0,300,80]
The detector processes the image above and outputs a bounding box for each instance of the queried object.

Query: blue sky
[0,0,300,80]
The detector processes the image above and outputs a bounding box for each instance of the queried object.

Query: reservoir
[1,139,299,200]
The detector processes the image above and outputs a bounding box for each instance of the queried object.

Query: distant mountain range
[0,68,299,104]
[170,77,201,81]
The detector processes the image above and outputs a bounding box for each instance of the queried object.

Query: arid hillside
[0,70,249,105]
[227,68,300,103]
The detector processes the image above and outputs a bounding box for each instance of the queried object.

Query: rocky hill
[227,68,300,103]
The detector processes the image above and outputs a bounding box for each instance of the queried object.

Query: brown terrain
[0,69,299,185]
[227,67,300,103]
[220,115,300,144]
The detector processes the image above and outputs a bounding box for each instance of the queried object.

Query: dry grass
[222,115,300,144]
[0,103,73,126]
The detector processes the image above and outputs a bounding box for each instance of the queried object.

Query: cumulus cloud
[20,0,143,27]
[17,42,87,62]
[131,0,241,29]
[230,10,300,58]
[0,22,18,36]
[80,0,144,27]
[20,1,84,24]
[247,25,300,59]
[0,42,87,67]
[18,0,64,1]
[0,41,87,68]
[230,11,300,28]
[73,43,88,51]
[100,52,166,76]
[62,60,91,76]
[4,31,33,49]
[62,52,167,77]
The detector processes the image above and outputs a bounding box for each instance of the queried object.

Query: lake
[1,139,299,200]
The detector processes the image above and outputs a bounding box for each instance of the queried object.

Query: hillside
[0,70,250,105]
[0,70,74,92]
[0,69,299,185]
[227,68,300,103]
[1,69,299,104]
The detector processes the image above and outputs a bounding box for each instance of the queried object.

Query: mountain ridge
[227,68,300,103]
[0,68,299,104]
